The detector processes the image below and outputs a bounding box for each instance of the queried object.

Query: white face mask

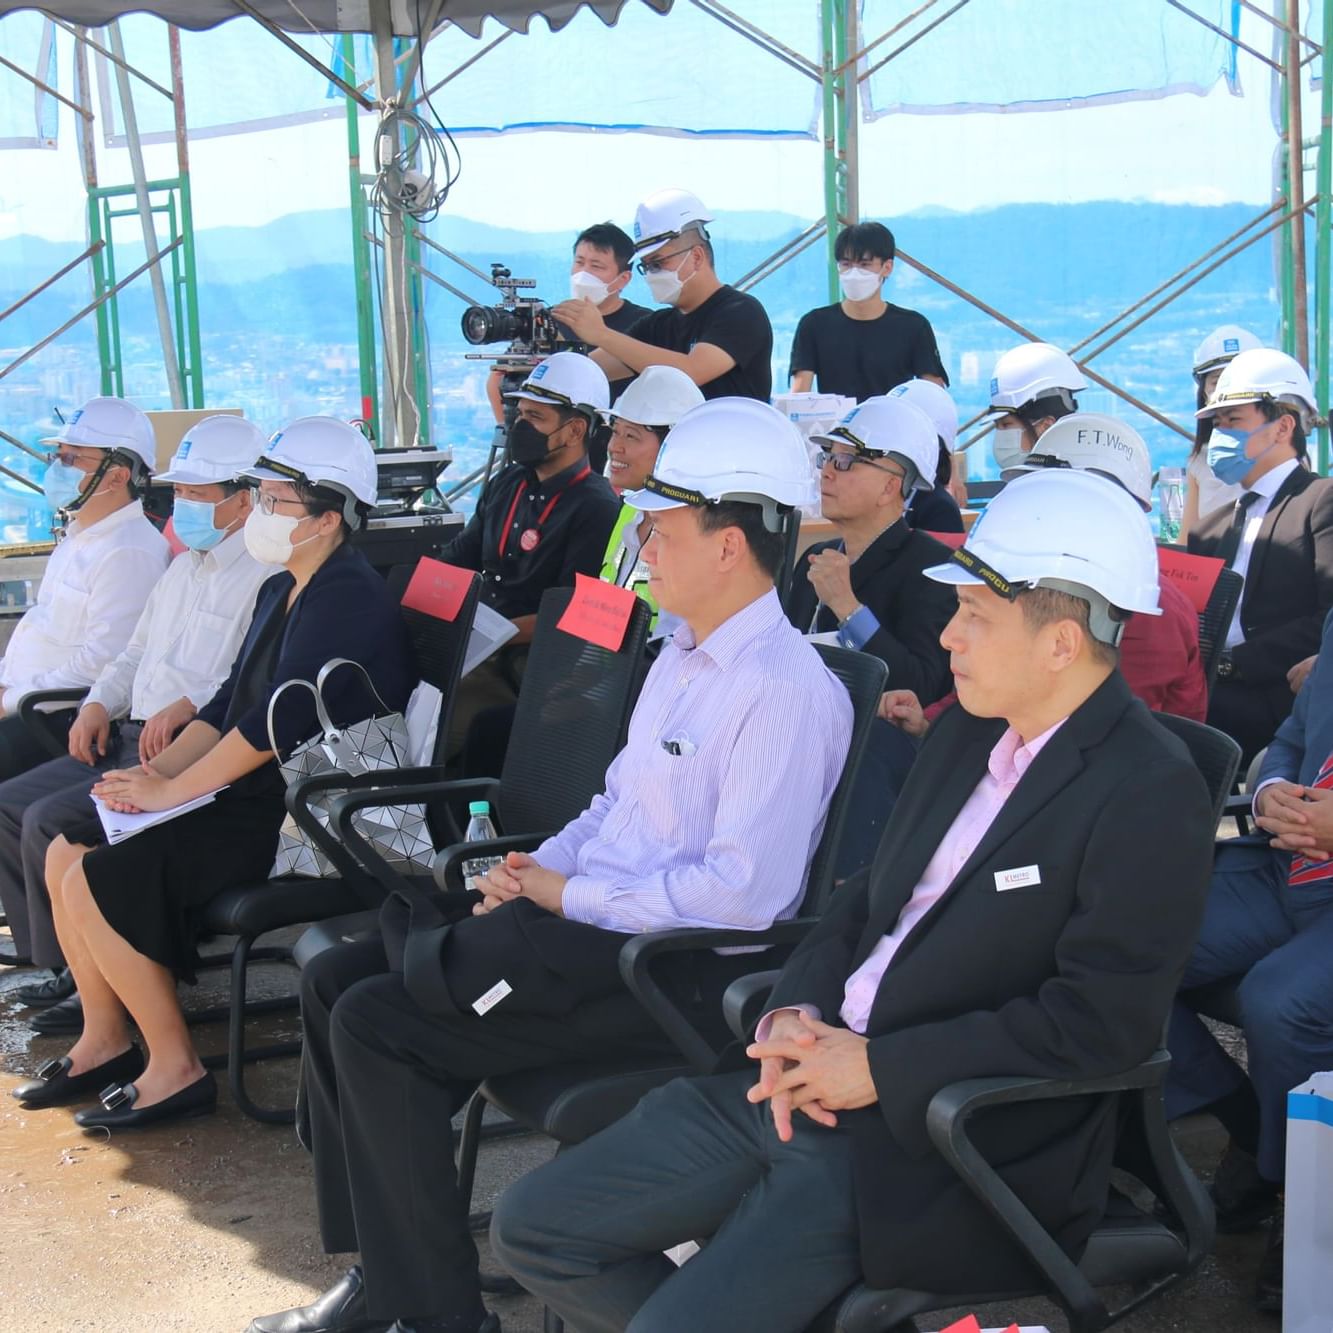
[645,257,692,307]
[244,507,319,566]
[569,271,611,305]
[838,267,882,302]
[991,425,1029,473]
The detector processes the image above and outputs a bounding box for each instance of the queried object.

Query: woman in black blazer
[13,419,416,1129]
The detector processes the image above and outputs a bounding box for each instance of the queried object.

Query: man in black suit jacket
[492,469,1215,1333]
[1188,348,1333,760]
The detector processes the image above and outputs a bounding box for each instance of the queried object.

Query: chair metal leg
[543,1308,564,1333]
[224,933,299,1125]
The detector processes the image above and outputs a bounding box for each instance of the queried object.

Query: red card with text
[401,557,473,622]
[1156,546,1224,615]
[924,530,968,549]
[557,573,637,651]
[938,1319,983,1333]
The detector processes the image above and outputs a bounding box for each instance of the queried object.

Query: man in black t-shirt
[789,221,947,402]
[552,187,773,403]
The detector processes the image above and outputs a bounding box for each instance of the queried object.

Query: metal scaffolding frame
[0,1,1329,473]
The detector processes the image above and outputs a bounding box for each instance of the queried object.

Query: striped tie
[1288,752,1333,887]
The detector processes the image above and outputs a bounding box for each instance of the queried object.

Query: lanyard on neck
[497,465,591,559]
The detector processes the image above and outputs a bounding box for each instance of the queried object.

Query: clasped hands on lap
[1255,780,1333,861]
[473,852,567,916]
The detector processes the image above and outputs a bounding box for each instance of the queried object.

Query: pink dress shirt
[755,718,1065,1043]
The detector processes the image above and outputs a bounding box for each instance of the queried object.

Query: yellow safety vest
[599,501,659,627]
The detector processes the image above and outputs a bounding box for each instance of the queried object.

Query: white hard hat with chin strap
[888,378,958,449]
[242,417,378,528]
[924,468,1161,647]
[1017,411,1153,511]
[811,396,940,497]
[631,188,714,254]
[1196,346,1318,433]
[625,397,817,532]
[988,342,1088,416]
[599,365,704,431]
[1192,325,1263,380]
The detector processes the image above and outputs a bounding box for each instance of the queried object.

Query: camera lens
[461,306,525,345]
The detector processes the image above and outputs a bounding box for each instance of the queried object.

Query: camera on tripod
[460,264,564,359]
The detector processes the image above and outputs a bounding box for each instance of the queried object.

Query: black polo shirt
[554,297,653,345]
[440,456,621,619]
[789,302,948,400]
[626,284,773,401]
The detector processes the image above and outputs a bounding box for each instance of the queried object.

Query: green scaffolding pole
[820,0,853,302]
[343,33,380,441]
[1317,0,1333,474]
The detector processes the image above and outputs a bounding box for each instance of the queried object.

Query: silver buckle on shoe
[36,1057,67,1082]
[99,1082,134,1110]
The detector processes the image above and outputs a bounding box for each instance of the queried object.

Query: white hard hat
[925,468,1161,645]
[1193,325,1263,379]
[1018,411,1153,511]
[625,397,817,529]
[988,342,1088,415]
[155,415,267,485]
[888,378,958,448]
[632,187,714,254]
[811,396,939,496]
[1196,346,1317,430]
[41,396,155,472]
[601,365,704,430]
[503,350,610,418]
[243,417,378,527]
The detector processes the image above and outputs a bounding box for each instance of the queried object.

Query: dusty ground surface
[0,935,1280,1333]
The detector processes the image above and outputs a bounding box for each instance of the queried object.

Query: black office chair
[455,647,889,1241]
[1195,566,1244,690]
[188,563,482,1122]
[1149,711,1241,832]
[290,586,654,974]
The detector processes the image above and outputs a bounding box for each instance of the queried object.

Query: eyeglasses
[635,246,694,277]
[256,489,309,516]
[817,448,901,478]
[48,449,102,472]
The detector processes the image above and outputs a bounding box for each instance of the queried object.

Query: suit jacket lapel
[849,521,909,601]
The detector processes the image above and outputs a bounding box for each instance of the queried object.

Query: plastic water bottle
[461,800,502,893]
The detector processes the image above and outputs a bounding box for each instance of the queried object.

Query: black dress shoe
[0,943,32,966]
[1255,1205,1284,1313]
[29,992,82,1035]
[386,1317,499,1333]
[74,1070,217,1130]
[245,1266,390,1333]
[12,1046,145,1109]
[14,968,75,1009]
[1211,1139,1280,1233]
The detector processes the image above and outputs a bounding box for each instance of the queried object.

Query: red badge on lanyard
[519,527,541,552]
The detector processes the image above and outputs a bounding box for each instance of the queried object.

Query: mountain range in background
[0,200,1288,538]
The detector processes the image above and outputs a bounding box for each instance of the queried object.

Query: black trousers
[299,935,739,1322]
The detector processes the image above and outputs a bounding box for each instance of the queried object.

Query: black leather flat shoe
[245,1265,390,1333]
[14,968,76,1009]
[11,1046,145,1109]
[74,1070,217,1130]
[29,992,83,1035]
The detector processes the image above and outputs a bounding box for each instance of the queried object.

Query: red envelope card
[401,557,473,622]
[1156,546,1223,615]
[557,573,637,651]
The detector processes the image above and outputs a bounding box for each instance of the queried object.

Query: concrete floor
[0,939,1280,1333]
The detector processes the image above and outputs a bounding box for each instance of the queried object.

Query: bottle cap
[468,801,491,817]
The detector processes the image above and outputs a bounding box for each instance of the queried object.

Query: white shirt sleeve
[82,583,159,719]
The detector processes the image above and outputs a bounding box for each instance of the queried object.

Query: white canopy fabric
[0,1,673,37]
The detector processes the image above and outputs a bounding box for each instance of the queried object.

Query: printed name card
[557,573,638,651]
[401,557,474,622]
[935,1321,1034,1333]
[1155,546,1224,615]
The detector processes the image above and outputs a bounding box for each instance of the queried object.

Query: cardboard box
[145,408,244,473]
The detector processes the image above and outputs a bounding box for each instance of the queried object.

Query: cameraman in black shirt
[789,221,947,402]
[552,187,773,403]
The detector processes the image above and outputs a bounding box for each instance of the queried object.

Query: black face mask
[509,417,554,466]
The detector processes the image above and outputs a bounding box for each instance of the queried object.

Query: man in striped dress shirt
[248,399,852,1333]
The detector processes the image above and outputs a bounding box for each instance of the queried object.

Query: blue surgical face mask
[42,459,87,512]
[1206,423,1278,486]
[172,496,228,551]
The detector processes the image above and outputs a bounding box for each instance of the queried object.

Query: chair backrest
[497,585,652,834]
[800,644,890,914]
[1196,566,1244,690]
[774,506,803,615]
[1151,710,1242,831]
[386,561,483,768]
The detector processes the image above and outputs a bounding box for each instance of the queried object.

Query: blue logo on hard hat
[844,406,862,424]
[989,377,999,397]
[70,409,83,425]
[530,362,550,381]
[178,439,192,458]
[632,218,643,240]
[1223,338,1240,353]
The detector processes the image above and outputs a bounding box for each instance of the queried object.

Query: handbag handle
[265,676,323,758]
[265,658,398,759]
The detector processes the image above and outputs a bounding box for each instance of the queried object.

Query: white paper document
[463,602,519,677]
[92,788,225,845]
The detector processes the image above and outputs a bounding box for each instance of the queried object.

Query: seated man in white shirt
[0,417,271,983]
[0,397,169,794]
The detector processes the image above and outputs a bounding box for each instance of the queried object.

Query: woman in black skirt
[13,418,416,1129]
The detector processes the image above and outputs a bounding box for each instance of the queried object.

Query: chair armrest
[618,918,819,1073]
[17,687,90,759]
[722,969,781,1041]
[923,1051,1174,1331]
[432,833,553,891]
